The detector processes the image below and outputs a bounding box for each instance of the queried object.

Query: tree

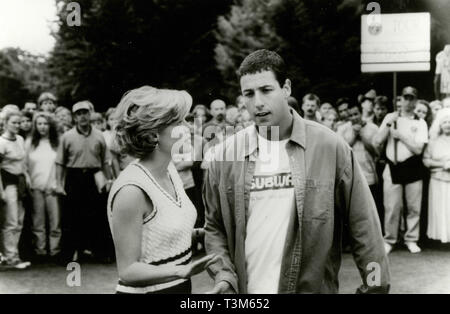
[215,0,449,103]
[0,48,52,106]
[215,0,284,100]
[48,0,232,112]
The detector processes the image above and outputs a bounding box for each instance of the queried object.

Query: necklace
[2,134,16,141]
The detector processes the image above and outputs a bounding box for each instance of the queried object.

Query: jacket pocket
[302,179,333,221]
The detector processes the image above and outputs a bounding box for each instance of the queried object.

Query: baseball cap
[401,86,418,98]
[72,101,92,113]
[364,89,377,100]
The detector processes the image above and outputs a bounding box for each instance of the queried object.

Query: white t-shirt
[0,135,26,175]
[245,134,295,294]
[381,115,428,163]
[26,139,57,190]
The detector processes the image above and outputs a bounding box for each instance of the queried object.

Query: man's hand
[55,183,66,196]
[390,128,402,140]
[384,112,399,126]
[206,280,235,294]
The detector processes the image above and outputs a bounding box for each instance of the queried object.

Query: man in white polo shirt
[374,86,428,254]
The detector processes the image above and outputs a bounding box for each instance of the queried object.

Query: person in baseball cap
[72,100,93,113]
[402,86,418,99]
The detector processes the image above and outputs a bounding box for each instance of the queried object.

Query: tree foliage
[0,48,52,106]
[215,0,450,103]
[48,0,232,111]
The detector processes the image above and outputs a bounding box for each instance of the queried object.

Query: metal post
[393,72,398,164]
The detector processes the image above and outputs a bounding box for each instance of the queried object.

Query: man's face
[337,103,349,121]
[41,100,56,113]
[20,116,32,132]
[361,99,374,114]
[210,101,226,121]
[401,95,416,111]
[302,99,318,118]
[348,107,362,125]
[240,70,291,132]
[74,109,90,127]
[24,103,37,114]
[374,103,388,121]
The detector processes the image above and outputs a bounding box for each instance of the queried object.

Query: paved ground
[1,246,449,294]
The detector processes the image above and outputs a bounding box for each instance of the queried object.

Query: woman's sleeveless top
[107,160,197,293]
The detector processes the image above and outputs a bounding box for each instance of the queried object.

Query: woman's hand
[177,254,219,279]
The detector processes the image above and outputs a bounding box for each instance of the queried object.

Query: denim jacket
[203,110,390,294]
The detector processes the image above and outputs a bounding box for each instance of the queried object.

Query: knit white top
[107,160,197,293]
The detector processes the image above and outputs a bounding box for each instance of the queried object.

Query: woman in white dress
[108,86,217,294]
[423,108,450,243]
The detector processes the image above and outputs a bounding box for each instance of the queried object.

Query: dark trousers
[61,168,114,261]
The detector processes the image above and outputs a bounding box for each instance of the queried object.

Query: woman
[19,111,33,140]
[423,108,450,243]
[108,86,217,294]
[414,100,433,128]
[25,112,61,261]
[0,110,31,269]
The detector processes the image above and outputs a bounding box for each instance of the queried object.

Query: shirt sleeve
[203,160,239,293]
[415,120,429,144]
[335,141,390,293]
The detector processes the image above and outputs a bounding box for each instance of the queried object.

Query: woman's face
[35,116,50,137]
[107,115,117,130]
[414,103,428,120]
[431,103,442,118]
[323,115,337,130]
[20,116,32,132]
[6,115,21,135]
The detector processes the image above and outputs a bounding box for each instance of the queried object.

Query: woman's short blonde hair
[114,86,192,158]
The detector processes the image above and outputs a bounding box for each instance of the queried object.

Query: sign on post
[361,13,430,73]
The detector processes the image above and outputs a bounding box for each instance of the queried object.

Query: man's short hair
[347,102,362,112]
[374,95,391,111]
[237,49,287,86]
[302,93,320,106]
[336,97,349,108]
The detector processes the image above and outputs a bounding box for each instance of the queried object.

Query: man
[338,102,381,222]
[203,49,389,294]
[55,101,114,263]
[23,102,37,115]
[361,89,376,123]
[336,97,350,122]
[301,93,320,122]
[37,92,57,113]
[373,96,389,127]
[203,99,227,143]
[373,86,428,254]
[434,45,450,100]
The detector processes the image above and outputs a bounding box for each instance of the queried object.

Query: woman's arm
[112,185,216,286]
[423,143,444,169]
